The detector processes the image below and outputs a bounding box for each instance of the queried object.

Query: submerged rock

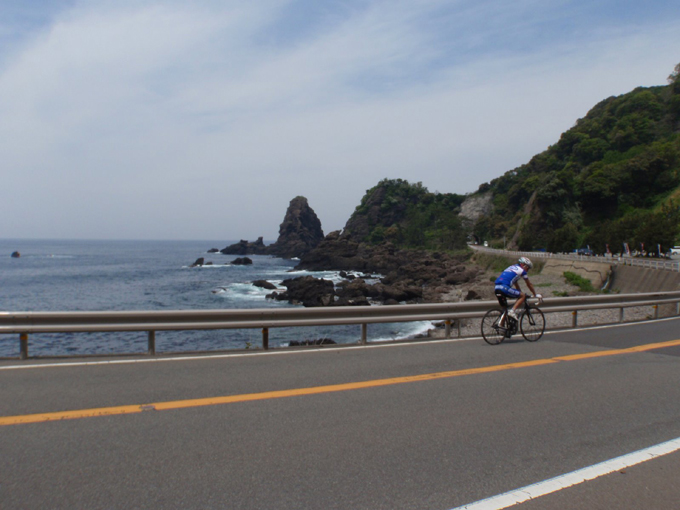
[190,257,205,267]
[289,338,336,346]
[252,280,277,290]
[221,237,267,255]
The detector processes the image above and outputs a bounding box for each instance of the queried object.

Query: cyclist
[494,256,540,320]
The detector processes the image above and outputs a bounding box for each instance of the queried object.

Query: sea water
[0,239,431,357]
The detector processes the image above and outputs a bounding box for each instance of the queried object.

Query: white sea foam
[182,263,231,269]
[212,268,386,307]
[215,282,286,303]
[370,321,433,343]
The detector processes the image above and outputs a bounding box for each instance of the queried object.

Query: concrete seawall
[540,258,680,293]
[541,259,612,289]
[609,265,680,293]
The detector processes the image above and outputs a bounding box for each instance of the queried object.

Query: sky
[1,0,680,242]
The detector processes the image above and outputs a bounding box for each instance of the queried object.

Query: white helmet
[518,256,533,269]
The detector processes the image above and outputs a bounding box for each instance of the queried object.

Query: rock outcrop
[218,197,324,259]
[297,231,476,283]
[267,196,324,258]
[267,276,335,307]
[221,237,268,255]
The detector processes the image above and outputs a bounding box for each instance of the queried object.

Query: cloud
[1,0,679,240]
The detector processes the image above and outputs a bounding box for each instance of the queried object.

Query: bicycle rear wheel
[481,309,506,345]
[520,307,545,341]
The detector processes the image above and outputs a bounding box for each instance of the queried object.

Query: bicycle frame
[482,297,545,345]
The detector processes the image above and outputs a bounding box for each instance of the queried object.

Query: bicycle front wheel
[520,307,545,342]
[481,309,505,345]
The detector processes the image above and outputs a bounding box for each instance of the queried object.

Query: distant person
[494,257,539,320]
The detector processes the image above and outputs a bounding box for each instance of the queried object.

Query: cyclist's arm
[525,278,537,297]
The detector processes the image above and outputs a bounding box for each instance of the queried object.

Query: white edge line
[1,315,679,371]
[451,437,680,510]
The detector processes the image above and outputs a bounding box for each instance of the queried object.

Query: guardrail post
[262,328,269,350]
[361,324,367,345]
[445,320,451,339]
[654,304,659,320]
[572,310,578,328]
[147,331,156,355]
[676,302,680,316]
[20,333,28,360]
[620,307,624,323]
[457,320,461,338]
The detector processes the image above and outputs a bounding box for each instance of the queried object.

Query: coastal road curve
[2,318,680,509]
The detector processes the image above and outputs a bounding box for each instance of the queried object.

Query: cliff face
[219,196,324,259]
[459,192,493,223]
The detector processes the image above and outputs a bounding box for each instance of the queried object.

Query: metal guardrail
[471,245,680,272]
[2,291,680,359]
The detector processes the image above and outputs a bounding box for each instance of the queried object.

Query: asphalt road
[2,318,680,509]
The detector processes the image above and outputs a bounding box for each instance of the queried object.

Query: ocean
[0,239,431,357]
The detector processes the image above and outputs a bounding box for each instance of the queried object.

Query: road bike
[481,295,545,345]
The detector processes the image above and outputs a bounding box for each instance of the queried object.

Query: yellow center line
[3,339,680,427]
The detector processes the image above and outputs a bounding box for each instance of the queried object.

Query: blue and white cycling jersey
[495,264,527,288]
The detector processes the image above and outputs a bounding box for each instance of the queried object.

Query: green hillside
[343,63,680,256]
[343,178,468,251]
[474,62,680,254]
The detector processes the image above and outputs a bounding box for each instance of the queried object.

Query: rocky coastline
[215,231,489,308]
[210,194,594,309]
[279,230,483,306]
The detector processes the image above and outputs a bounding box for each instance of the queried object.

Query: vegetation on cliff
[472,62,680,254]
[343,178,468,251]
[338,63,680,256]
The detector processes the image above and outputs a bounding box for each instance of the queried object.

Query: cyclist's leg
[513,291,527,311]
[494,289,508,308]
[496,284,521,317]
[494,289,509,326]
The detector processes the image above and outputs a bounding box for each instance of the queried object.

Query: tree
[633,203,680,252]
[669,63,680,120]
[547,223,579,253]
[669,62,680,94]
